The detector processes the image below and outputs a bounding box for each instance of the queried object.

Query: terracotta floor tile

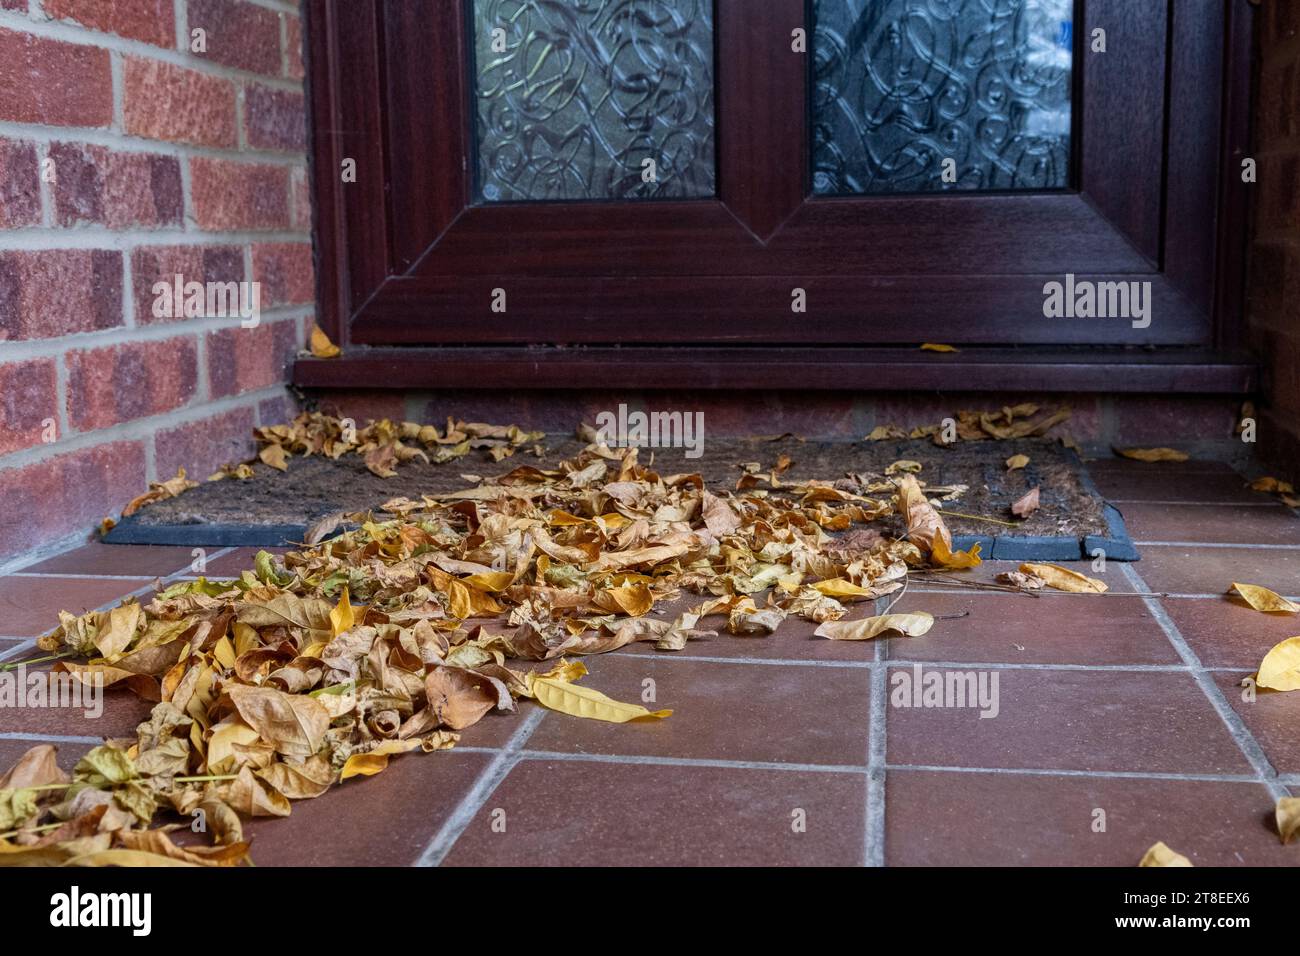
[884,591,1178,666]
[0,576,146,637]
[1084,459,1238,476]
[1120,503,1300,545]
[0,675,155,740]
[20,543,196,577]
[442,759,868,866]
[1160,597,1299,669]
[0,738,93,777]
[525,654,872,766]
[1132,546,1300,596]
[242,750,492,866]
[886,668,1252,775]
[886,771,1292,866]
[1214,672,1300,776]
[1086,467,1260,504]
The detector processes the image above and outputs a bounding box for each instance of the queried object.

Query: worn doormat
[104,435,1136,561]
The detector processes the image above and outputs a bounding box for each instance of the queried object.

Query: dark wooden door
[301,0,1256,391]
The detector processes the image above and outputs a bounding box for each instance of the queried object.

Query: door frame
[300,0,1257,389]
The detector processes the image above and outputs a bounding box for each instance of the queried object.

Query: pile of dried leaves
[3,432,989,865]
[255,413,547,477]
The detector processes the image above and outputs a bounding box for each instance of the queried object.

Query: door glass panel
[812,0,1074,195]
[470,0,716,203]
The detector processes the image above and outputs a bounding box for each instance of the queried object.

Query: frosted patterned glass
[471,0,716,202]
[812,0,1074,195]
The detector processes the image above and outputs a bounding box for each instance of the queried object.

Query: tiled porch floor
[2,458,1299,866]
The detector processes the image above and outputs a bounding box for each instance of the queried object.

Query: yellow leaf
[1138,841,1192,867]
[1276,797,1300,845]
[814,612,934,640]
[1256,636,1300,691]
[811,578,877,599]
[885,459,923,475]
[1005,454,1030,471]
[309,324,341,359]
[920,343,959,353]
[259,443,288,471]
[1115,447,1189,463]
[532,676,671,723]
[1251,476,1295,494]
[932,534,981,569]
[340,740,422,781]
[1229,582,1299,614]
[212,635,236,669]
[1020,562,1107,593]
[329,587,356,638]
[463,571,515,592]
[65,849,200,867]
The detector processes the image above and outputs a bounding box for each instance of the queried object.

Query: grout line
[0,732,105,744]
[1119,562,1290,802]
[864,613,888,867]
[0,640,36,663]
[414,707,547,867]
[516,750,870,775]
[1109,499,1280,507]
[1133,541,1300,549]
[7,572,157,581]
[621,653,1193,673]
[882,764,1267,784]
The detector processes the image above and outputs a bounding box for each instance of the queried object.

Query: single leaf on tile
[0,745,68,791]
[1256,636,1300,691]
[1011,487,1040,518]
[1139,841,1193,867]
[1229,582,1299,614]
[1251,477,1295,494]
[1020,562,1107,594]
[996,570,1047,591]
[811,578,880,600]
[1005,454,1030,471]
[885,459,923,475]
[815,612,935,641]
[931,534,982,569]
[1114,447,1190,463]
[919,343,958,352]
[1276,797,1300,845]
[339,740,422,781]
[531,676,671,723]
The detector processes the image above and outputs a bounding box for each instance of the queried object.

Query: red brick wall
[0,0,312,567]
[1250,1,1300,479]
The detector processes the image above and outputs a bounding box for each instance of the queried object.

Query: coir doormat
[104,434,1137,561]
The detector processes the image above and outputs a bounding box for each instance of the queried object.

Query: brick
[66,337,198,431]
[251,242,313,307]
[244,84,307,152]
[0,138,41,228]
[0,0,24,10]
[0,249,123,341]
[206,318,297,398]
[1113,395,1239,445]
[257,391,295,426]
[187,0,281,76]
[0,441,147,563]
[131,244,245,324]
[289,166,311,230]
[0,359,59,456]
[123,57,238,148]
[190,158,290,230]
[44,0,176,48]
[50,142,183,229]
[284,13,304,80]
[0,29,113,128]
[154,405,256,478]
